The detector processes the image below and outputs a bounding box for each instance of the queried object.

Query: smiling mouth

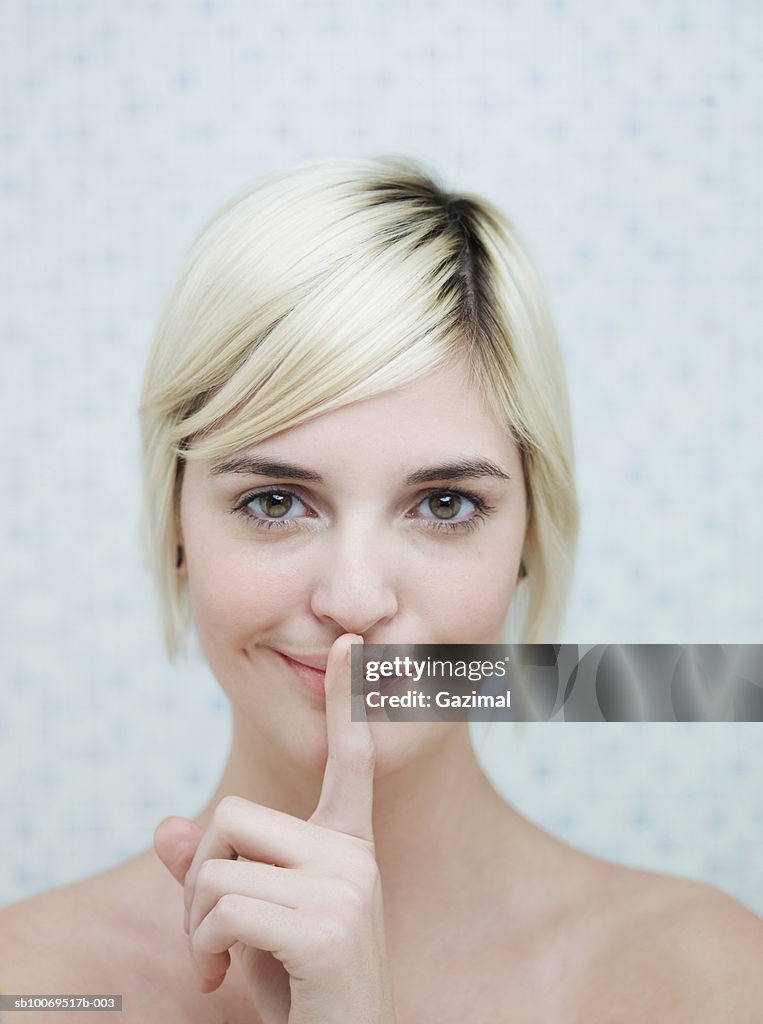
[274,649,404,696]
[274,651,327,694]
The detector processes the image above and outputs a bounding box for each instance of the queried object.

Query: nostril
[309,579,399,636]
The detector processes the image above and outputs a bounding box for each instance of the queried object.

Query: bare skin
[2,731,762,1022]
[3,364,762,1018]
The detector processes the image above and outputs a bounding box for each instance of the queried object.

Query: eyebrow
[210,455,511,485]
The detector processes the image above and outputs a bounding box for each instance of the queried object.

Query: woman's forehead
[199,376,524,487]
[260,361,507,446]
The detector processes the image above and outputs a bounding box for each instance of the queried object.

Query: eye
[231,487,494,535]
[412,490,493,534]
[233,489,312,530]
[415,489,471,520]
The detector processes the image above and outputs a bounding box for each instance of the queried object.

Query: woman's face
[178,359,527,776]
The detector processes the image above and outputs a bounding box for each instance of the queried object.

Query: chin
[293,717,458,779]
[370,720,458,775]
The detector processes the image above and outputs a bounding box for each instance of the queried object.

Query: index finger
[310,633,375,843]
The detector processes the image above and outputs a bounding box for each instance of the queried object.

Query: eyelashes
[230,487,496,536]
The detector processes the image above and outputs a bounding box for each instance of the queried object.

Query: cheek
[185,539,301,651]
[416,544,521,641]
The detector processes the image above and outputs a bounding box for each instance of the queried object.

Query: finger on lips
[312,634,376,842]
[183,632,378,991]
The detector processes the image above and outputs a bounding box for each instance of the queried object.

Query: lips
[274,648,412,703]
[273,650,328,695]
[274,650,329,672]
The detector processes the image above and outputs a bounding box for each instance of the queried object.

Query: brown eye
[234,489,313,532]
[251,492,294,518]
[427,492,462,520]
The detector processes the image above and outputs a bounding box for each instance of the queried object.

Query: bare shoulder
[0,853,195,1022]
[0,879,104,988]
[647,876,763,1019]
[586,864,763,1022]
[0,878,116,1023]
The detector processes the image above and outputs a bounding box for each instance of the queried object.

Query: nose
[309,524,399,636]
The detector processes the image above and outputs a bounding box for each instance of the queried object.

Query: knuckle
[337,885,366,926]
[304,911,351,965]
[195,860,217,896]
[338,840,379,881]
[213,892,239,927]
[212,794,245,830]
[353,852,381,893]
[329,866,377,922]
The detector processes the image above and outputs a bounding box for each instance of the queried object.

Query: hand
[154,633,397,1024]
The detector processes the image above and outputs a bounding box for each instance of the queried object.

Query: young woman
[2,157,761,1023]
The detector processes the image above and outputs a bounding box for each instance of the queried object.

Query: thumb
[153,815,203,886]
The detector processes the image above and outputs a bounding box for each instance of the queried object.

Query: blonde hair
[139,156,579,661]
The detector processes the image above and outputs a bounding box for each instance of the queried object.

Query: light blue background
[1,1,761,915]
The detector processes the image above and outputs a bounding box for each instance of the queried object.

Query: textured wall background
[1,1,761,915]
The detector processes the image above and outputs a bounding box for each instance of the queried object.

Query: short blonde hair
[139,156,579,661]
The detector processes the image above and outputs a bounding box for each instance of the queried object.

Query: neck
[192,716,539,944]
